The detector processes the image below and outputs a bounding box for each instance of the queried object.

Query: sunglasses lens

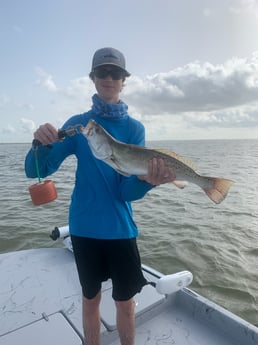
[111,70,124,80]
[94,68,124,80]
[94,69,108,79]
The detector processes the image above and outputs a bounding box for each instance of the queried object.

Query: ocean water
[0,140,257,327]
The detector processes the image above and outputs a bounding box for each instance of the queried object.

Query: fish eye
[95,127,101,133]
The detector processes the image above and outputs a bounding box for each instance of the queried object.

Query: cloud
[230,0,258,17]
[59,76,95,108]
[1,118,36,141]
[34,68,95,115]
[22,103,34,111]
[124,52,258,115]
[1,124,16,135]
[35,68,58,91]
[36,52,258,117]
[203,8,212,17]
[0,94,10,108]
[20,118,36,133]
[32,52,258,135]
[182,106,258,129]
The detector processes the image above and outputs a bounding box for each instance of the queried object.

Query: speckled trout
[82,119,233,204]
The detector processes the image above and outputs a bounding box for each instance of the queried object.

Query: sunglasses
[93,67,125,80]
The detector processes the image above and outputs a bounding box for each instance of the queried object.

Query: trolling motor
[50,225,70,240]
[50,225,73,252]
[150,271,193,294]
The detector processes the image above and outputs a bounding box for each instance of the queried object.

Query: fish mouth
[83,120,95,137]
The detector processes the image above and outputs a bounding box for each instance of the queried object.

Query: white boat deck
[0,247,257,345]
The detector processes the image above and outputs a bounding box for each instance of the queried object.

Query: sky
[1,0,258,142]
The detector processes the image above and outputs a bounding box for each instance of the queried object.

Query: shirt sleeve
[24,115,82,178]
[120,175,154,201]
[24,138,75,179]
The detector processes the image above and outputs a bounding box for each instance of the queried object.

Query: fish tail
[203,177,234,204]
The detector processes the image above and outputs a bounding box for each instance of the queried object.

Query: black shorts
[71,235,147,301]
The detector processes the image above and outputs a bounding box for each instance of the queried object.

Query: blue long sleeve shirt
[25,95,154,239]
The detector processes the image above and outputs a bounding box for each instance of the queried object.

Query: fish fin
[172,180,188,189]
[203,177,234,204]
[104,157,131,177]
[155,149,197,170]
[116,169,131,177]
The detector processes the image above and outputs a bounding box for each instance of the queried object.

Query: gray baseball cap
[91,47,130,77]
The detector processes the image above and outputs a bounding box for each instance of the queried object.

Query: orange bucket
[29,180,58,206]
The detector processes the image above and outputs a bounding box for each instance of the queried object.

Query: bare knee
[115,298,135,345]
[115,298,135,316]
[83,291,101,313]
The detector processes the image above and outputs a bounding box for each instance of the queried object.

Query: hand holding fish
[34,123,59,145]
[137,158,176,186]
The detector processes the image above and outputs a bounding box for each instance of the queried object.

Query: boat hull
[0,247,257,345]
